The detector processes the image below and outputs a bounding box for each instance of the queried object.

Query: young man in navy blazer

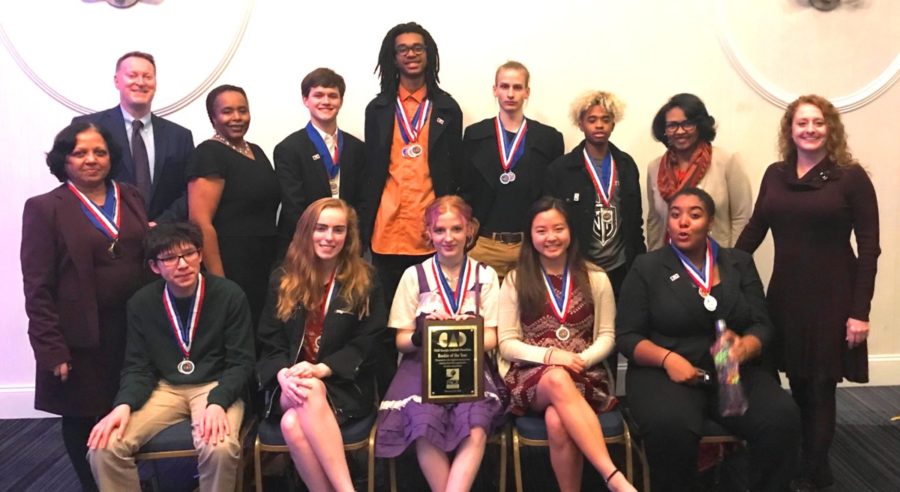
[73,51,194,221]
[273,68,366,261]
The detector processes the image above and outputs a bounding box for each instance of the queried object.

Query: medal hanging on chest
[67,180,122,259]
[305,121,343,197]
[310,271,337,355]
[541,265,573,341]
[396,97,431,159]
[583,150,618,245]
[495,116,527,185]
[162,273,206,375]
[670,238,719,312]
[432,257,471,316]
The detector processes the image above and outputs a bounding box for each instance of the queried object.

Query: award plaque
[422,317,484,403]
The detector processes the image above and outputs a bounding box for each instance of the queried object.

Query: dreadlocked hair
[374,21,442,95]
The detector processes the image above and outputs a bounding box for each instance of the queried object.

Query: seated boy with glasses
[88,222,254,492]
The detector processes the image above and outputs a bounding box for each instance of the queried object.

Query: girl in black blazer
[616,188,799,492]
[256,197,386,492]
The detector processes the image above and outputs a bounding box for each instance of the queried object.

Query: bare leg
[545,406,583,492]
[416,438,450,492]
[445,427,487,492]
[532,368,636,492]
[281,378,354,492]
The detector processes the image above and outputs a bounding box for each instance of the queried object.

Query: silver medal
[703,293,718,312]
[329,179,339,197]
[499,172,511,185]
[555,325,571,341]
[404,143,423,158]
[177,359,195,375]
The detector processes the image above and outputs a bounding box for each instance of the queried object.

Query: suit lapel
[151,114,168,200]
[106,108,135,182]
[299,129,333,198]
[53,187,98,293]
[428,97,448,148]
[661,247,715,329]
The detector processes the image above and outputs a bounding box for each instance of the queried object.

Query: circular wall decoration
[715,0,900,112]
[106,0,140,8]
[0,0,256,117]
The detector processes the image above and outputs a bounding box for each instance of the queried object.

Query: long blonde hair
[277,198,372,321]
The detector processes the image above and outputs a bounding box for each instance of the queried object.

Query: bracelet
[661,350,673,368]
[544,348,555,365]
[605,468,621,484]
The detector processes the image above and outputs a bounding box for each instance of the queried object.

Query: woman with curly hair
[256,197,386,492]
[736,94,880,490]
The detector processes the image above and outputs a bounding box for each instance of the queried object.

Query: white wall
[2,0,898,417]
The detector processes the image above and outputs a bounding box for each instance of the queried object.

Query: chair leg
[253,437,263,492]
[512,428,524,492]
[366,425,377,492]
[497,428,508,492]
[389,457,397,492]
[623,425,634,485]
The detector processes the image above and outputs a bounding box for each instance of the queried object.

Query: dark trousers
[371,252,431,397]
[62,415,100,492]
[789,378,837,487]
[627,365,800,492]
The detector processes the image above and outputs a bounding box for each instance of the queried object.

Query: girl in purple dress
[498,197,635,492]
[375,196,505,492]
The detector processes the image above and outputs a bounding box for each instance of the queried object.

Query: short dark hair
[205,84,247,125]
[301,68,346,98]
[669,187,716,219]
[651,93,717,146]
[374,22,441,95]
[116,51,155,71]
[45,122,123,183]
[144,222,204,263]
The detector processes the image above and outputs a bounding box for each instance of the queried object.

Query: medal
[395,97,431,158]
[582,149,617,207]
[495,116,527,184]
[669,238,720,312]
[541,264,572,338]
[329,179,339,197]
[432,257,471,316]
[68,180,122,256]
[305,121,343,187]
[177,359,195,375]
[162,273,206,374]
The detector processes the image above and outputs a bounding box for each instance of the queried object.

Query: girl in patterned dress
[498,197,636,492]
[375,196,505,492]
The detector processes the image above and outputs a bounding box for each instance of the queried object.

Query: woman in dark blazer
[21,122,147,491]
[460,61,564,280]
[616,188,799,492]
[256,197,385,492]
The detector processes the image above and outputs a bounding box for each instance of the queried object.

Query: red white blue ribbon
[432,257,471,316]
[494,116,528,173]
[320,270,337,321]
[582,149,616,207]
[540,264,572,324]
[162,273,206,359]
[669,238,719,295]
[395,97,431,145]
[66,180,120,241]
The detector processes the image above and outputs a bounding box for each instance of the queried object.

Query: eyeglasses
[395,44,426,56]
[155,249,200,267]
[664,120,697,134]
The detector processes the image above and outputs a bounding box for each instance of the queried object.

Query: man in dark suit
[73,51,194,221]
[363,22,463,309]
[273,67,366,260]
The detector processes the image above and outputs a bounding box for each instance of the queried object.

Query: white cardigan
[497,267,615,377]
[646,146,753,251]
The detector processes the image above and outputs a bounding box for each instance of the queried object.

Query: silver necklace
[212,134,253,158]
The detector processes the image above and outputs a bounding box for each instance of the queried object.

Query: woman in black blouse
[188,84,279,328]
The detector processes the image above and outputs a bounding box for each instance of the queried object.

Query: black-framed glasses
[155,249,200,267]
[395,44,426,56]
[664,120,697,134]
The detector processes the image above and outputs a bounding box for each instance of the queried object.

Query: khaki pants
[89,380,244,492]
[469,235,521,281]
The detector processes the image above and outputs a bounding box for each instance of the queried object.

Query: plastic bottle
[713,319,748,416]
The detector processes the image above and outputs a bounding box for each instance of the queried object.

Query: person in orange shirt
[362,21,464,394]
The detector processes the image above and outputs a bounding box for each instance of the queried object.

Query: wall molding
[0,0,256,117]
[715,0,900,112]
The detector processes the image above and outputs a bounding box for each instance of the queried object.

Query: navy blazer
[616,246,774,370]
[361,89,463,247]
[73,106,194,221]
[461,117,564,229]
[273,127,366,254]
[256,269,387,420]
[545,140,646,271]
[21,183,147,370]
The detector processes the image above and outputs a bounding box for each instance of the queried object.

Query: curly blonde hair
[277,198,372,322]
[569,90,625,127]
[422,195,480,250]
[778,94,857,168]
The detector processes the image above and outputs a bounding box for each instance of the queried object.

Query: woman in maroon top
[736,94,880,489]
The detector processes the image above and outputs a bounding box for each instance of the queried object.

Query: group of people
[21,19,879,492]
